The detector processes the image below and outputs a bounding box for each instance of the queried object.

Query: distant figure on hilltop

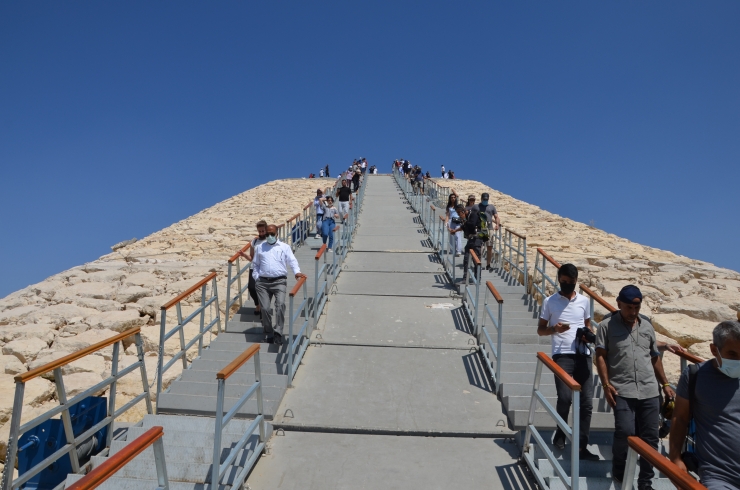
[325,164,330,178]
[319,168,324,178]
[441,164,445,177]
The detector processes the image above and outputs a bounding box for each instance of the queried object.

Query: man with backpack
[595,285,675,490]
[478,193,500,271]
[669,320,740,490]
[459,203,484,284]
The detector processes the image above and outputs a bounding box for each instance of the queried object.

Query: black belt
[260,276,287,281]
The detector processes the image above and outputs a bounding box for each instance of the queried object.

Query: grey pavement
[342,251,442,273]
[247,432,534,490]
[334,271,453,297]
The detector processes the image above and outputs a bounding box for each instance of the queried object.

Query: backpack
[681,363,700,472]
[476,204,490,240]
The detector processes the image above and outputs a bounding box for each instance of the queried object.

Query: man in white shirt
[252,224,306,345]
[537,263,598,460]
[441,164,445,177]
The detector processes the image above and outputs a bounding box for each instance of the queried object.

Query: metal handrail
[522,352,582,490]
[462,250,482,335]
[288,276,310,386]
[623,437,706,490]
[532,248,561,315]
[212,345,266,488]
[156,273,221,407]
[66,426,169,490]
[225,242,252,323]
[313,244,330,327]
[1,328,153,490]
[479,281,504,393]
[502,228,528,291]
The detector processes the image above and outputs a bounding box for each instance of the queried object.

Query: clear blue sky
[1,1,739,298]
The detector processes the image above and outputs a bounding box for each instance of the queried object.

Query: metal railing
[479,281,504,394]
[462,250,482,334]
[157,272,221,405]
[522,352,582,490]
[622,436,705,490]
[288,276,310,386]
[212,344,266,488]
[532,248,561,312]
[1,328,153,490]
[225,242,252,322]
[66,426,169,490]
[502,228,528,291]
[313,244,331,327]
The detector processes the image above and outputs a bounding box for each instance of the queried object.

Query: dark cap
[481,193,490,200]
[316,188,323,194]
[617,285,643,303]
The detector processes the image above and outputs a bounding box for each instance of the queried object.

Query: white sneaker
[327,249,333,253]
[315,233,321,239]
[455,253,461,257]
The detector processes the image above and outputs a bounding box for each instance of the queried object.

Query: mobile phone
[560,322,571,330]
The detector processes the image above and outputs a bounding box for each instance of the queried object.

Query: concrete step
[139,414,259,432]
[547,476,674,490]
[499,333,551,345]
[188,359,287,375]
[166,380,286,401]
[504,395,613,413]
[64,474,231,490]
[508,409,614,431]
[500,344,550,354]
[197,349,285,363]
[205,338,303,355]
[156,392,281,420]
[124,424,268,449]
[178,369,288,387]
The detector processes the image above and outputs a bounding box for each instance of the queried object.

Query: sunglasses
[267,232,277,237]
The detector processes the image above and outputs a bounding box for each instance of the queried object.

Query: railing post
[226,260,234,323]
[198,284,206,356]
[314,256,319,329]
[496,300,503,392]
[1,382,25,490]
[474,263,480,337]
[212,378,225,485]
[571,390,580,490]
[54,368,81,473]
[288,293,295,385]
[106,341,120,448]
[152,436,170,490]
[156,309,166,410]
[176,304,187,370]
[522,237,528,292]
[235,258,243,309]
[213,276,222,334]
[522,358,543,453]
[135,332,154,415]
[255,352,266,442]
[621,447,639,490]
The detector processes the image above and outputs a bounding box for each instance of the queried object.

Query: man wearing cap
[478,192,501,272]
[313,189,325,239]
[595,285,675,490]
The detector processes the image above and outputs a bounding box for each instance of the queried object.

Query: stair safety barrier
[522,352,582,490]
[66,426,169,490]
[285,213,302,251]
[501,228,528,292]
[213,344,266,488]
[622,436,706,490]
[276,223,286,245]
[288,276,310,386]
[1,328,153,490]
[532,248,562,315]
[462,250,482,335]
[425,179,451,209]
[313,244,330,328]
[479,281,504,394]
[157,272,221,406]
[225,242,252,323]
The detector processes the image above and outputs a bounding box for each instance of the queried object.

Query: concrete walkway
[247,175,532,490]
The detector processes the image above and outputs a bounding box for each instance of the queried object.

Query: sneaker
[327,249,333,253]
[315,233,321,239]
[553,433,566,450]
[486,265,493,272]
[455,253,461,257]
[637,484,654,490]
[274,333,284,346]
[265,336,274,344]
[579,448,600,461]
[611,469,623,485]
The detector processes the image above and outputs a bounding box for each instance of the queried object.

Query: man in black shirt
[458,204,483,283]
[336,180,353,220]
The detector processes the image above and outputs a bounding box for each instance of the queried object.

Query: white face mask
[266,235,277,245]
[717,353,740,379]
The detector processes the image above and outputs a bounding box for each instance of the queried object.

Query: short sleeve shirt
[337,186,352,202]
[676,361,740,486]
[540,292,591,355]
[596,312,660,399]
[481,204,497,227]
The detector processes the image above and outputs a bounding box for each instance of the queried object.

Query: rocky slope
[437,179,740,375]
[0,177,334,466]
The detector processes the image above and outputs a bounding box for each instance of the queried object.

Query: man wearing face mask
[537,264,598,460]
[669,320,740,490]
[478,192,501,272]
[252,224,307,345]
[243,220,267,317]
[595,285,674,490]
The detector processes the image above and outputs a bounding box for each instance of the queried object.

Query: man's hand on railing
[658,341,686,355]
[295,273,307,280]
[237,250,249,260]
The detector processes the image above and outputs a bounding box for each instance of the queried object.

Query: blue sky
[1,1,739,297]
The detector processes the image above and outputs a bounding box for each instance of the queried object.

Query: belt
[260,276,287,281]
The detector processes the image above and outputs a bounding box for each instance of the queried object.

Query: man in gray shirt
[595,285,675,489]
[669,320,740,490]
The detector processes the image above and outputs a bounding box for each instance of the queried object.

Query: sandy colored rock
[1,355,25,375]
[2,337,49,363]
[651,314,718,348]
[0,375,55,425]
[0,305,39,326]
[116,285,151,304]
[23,303,99,327]
[688,341,713,360]
[0,323,57,344]
[656,296,736,323]
[84,310,147,333]
[51,328,119,359]
[62,372,106,397]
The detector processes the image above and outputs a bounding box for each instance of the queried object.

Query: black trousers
[247,271,259,307]
[462,239,482,278]
[552,354,594,450]
[612,396,660,485]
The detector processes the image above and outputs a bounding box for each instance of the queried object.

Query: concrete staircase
[64,415,272,489]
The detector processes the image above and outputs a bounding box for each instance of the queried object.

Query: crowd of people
[537,267,740,490]
[309,158,377,179]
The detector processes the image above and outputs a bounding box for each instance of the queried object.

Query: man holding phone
[537,263,598,460]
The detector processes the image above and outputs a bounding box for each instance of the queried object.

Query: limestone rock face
[0,355,25,375]
[84,310,147,333]
[2,337,50,363]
